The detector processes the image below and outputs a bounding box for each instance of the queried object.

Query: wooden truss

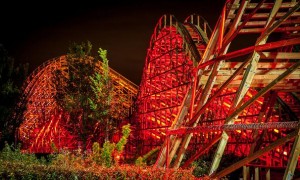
[136,0,300,179]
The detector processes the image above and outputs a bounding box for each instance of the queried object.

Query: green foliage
[92,142,101,165]
[54,43,126,149]
[88,48,127,142]
[50,142,59,153]
[68,41,92,58]
[0,142,42,165]
[115,124,131,153]
[98,48,109,79]
[1,162,195,179]
[191,159,210,177]
[88,72,110,118]
[0,141,195,179]
[135,156,145,167]
[53,42,98,150]
[101,141,115,167]
[135,147,159,166]
[51,124,131,169]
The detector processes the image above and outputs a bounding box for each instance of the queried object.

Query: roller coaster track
[136,0,300,179]
[17,55,138,153]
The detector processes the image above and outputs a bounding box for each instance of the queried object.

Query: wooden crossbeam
[222,61,299,69]
[197,38,300,70]
[211,130,298,178]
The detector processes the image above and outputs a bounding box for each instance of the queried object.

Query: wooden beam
[222,62,298,69]
[181,135,221,168]
[243,19,300,27]
[211,130,298,178]
[240,26,300,33]
[201,74,300,80]
[209,48,300,175]
[258,52,300,60]
[225,60,300,125]
[199,79,300,89]
[188,59,251,126]
[197,38,300,69]
[228,12,300,19]
[255,167,259,180]
[283,128,300,180]
[153,89,192,167]
[246,2,297,9]
[258,1,300,42]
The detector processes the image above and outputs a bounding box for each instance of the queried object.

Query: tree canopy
[53,42,125,150]
[0,44,28,148]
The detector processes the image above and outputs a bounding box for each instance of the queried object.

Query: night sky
[0,1,225,85]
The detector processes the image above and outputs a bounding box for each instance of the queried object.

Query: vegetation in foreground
[1,121,195,179]
[0,142,195,179]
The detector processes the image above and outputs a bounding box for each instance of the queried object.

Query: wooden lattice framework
[136,0,300,179]
[18,55,138,153]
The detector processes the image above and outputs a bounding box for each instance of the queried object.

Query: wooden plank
[243,19,300,27]
[200,79,300,88]
[283,128,300,180]
[211,130,298,178]
[217,70,300,76]
[258,52,300,60]
[246,2,298,9]
[228,12,300,19]
[222,61,299,69]
[240,26,300,33]
[197,38,300,69]
[201,75,300,83]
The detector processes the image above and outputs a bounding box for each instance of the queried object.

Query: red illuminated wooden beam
[197,37,300,70]
[167,121,298,135]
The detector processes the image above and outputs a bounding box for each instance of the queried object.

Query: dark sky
[0,1,225,85]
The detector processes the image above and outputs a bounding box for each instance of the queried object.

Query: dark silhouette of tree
[53,42,125,150]
[0,44,28,148]
[53,41,96,150]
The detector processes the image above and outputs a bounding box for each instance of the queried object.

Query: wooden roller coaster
[18,55,137,153]
[136,0,300,179]
[16,0,300,178]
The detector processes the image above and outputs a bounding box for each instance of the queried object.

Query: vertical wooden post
[283,128,300,180]
[266,168,270,180]
[243,166,249,180]
[255,167,259,180]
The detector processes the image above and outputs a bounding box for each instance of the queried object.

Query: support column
[243,166,249,180]
[255,167,259,180]
[266,168,270,180]
[283,128,300,180]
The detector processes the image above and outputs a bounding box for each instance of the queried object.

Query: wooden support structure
[211,130,298,178]
[135,0,300,179]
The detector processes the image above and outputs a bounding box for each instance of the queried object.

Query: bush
[0,142,196,179]
[192,159,210,177]
[101,141,115,167]
[0,142,43,164]
[0,162,195,179]
[135,147,159,166]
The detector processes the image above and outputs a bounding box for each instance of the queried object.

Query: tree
[0,44,28,148]
[88,48,127,143]
[88,48,111,142]
[53,41,96,150]
[53,42,125,150]
[89,49,111,142]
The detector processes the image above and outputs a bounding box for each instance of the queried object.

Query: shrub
[101,141,115,167]
[0,142,42,164]
[0,142,196,179]
[135,147,159,166]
